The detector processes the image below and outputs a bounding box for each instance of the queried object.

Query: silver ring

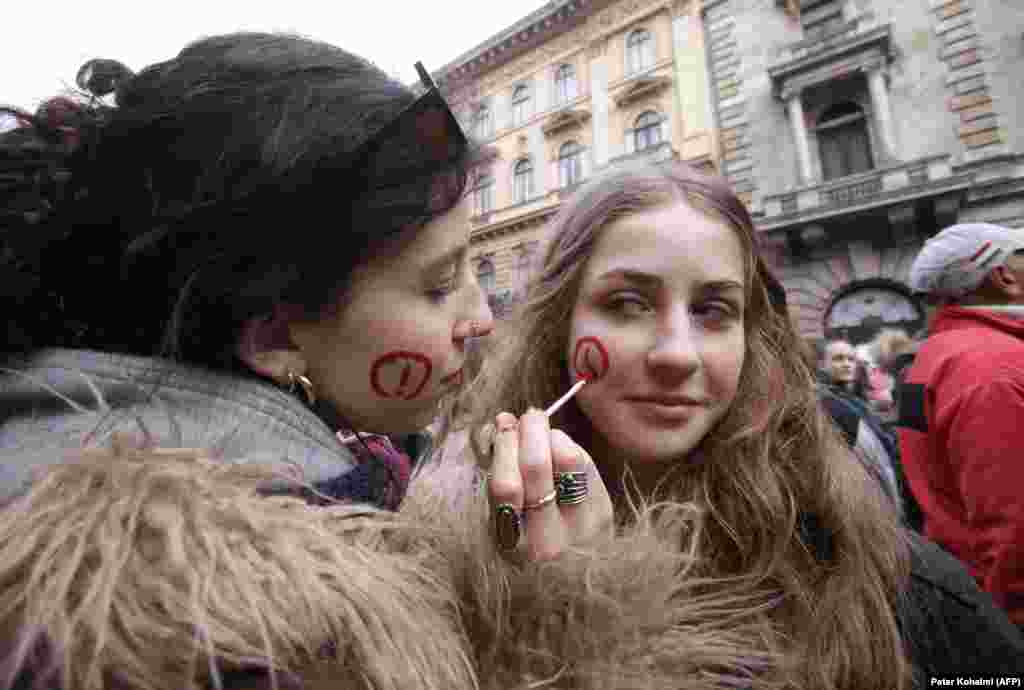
[522,489,557,512]
[554,471,589,506]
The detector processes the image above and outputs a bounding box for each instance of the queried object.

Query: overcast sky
[3,0,547,112]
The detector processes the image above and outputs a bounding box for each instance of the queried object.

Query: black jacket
[801,510,1023,678]
[903,533,1023,679]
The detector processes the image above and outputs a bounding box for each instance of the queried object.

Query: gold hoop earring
[286,370,317,406]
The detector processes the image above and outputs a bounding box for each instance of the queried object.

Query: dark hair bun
[75,59,134,99]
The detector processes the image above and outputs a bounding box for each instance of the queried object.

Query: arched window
[817,101,873,181]
[473,172,494,215]
[633,111,663,152]
[626,29,654,74]
[473,105,493,139]
[511,85,532,126]
[475,257,496,293]
[513,158,534,203]
[824,280,925,345]
[558,140,583,188]
[554,64,577,105]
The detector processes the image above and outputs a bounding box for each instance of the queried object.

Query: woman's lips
[627,397,707,423]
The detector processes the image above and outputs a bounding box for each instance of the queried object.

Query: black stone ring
[554,471,589,506]
[494,503,521,551]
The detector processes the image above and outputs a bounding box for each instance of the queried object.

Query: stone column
[786,89,814,185]
[867,64,897,163]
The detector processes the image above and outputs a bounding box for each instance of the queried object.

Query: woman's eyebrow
[597,270,744,294]
[595,268,662,288]
[698,280,744,294]
[423,245,467,275]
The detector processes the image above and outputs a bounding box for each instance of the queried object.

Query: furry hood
[0,441,787,690]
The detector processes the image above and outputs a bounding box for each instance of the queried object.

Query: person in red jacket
[901,221,1024,627]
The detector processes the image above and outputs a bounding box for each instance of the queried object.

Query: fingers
[485,410,612,559]
[550,430,614,546]
[487,412,524,552]
[488,412,522,510]
[474,422,497,471]
[549,429,589,517]
[518,408,566,561]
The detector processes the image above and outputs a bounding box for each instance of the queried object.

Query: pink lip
[440,368,464,386]
[629,398,705,424]
[627,395,709,406]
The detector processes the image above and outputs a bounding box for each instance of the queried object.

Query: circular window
[824,280,924,345]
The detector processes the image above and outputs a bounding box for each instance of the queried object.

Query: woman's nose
[454,289,495,341]
[646,312,700,379]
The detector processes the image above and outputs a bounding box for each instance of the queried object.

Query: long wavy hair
[460,161,914,688]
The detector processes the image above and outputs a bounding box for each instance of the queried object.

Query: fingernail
[496,412,518,432]
[524,407,546,420]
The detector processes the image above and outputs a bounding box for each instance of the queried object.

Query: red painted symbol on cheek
[572,336,610,382]
[370,351,433,400]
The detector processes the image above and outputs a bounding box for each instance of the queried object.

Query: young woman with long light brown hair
[463,161,1024,686]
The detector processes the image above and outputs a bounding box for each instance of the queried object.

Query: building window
[473,105,493,139]
[633,111,664,152]
[472,172,494,215]
[513,158,534,203]
[476,257,496,293]
[801,0,845,40]
[558,140,583,188]
[626,29,654,75]
[554,64,577,105]
[511,85,532,126]
[817,102,873,181]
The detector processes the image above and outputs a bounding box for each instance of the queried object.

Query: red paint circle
[572,336,609,381]
[370,351,433,400]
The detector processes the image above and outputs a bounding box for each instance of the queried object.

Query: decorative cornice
[440,0,674,104]
[769,24,892,100]
[608,140,678,167]
[436,0,603,88]
[610,74,674,107]
[470,205,559,244]
[967,178,1024,204]
[951,152,1024,177]
[542,106,593,136]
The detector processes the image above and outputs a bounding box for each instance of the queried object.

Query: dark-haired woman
[0,34,497,510]
[0,35,628,688]
[1,32,498,687]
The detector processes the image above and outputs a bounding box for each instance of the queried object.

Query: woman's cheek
[367,351,434,400]
[570,335,611,382]
[706,333,746,401]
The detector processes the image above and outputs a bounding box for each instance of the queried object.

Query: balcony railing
[824,176,883,206]
[761,155,965,227]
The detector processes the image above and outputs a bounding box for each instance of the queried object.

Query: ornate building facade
[706,0,1024,345]
[436,0,1023,346]
[434,0,719,316]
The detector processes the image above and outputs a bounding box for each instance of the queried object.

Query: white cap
[908,223,1024,300]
